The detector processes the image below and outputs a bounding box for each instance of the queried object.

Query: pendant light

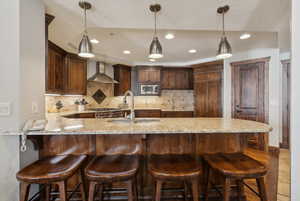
[78,1,95,58]
[216,5,232,59]
[149,4,163,59]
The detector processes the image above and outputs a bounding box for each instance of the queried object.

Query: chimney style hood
[88,62,119,84]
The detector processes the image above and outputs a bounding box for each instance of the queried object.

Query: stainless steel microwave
[139,84,160,95]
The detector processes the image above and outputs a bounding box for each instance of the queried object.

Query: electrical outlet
[0,102,11,116]
[32,102,38,114]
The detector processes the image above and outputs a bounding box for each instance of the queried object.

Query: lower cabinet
[161,111,194,118]
[135,110,161,118]
[63,109,195,119]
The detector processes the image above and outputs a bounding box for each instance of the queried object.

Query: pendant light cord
[84,4,87,34]
[154,11,157,37]
[222,12,225,36]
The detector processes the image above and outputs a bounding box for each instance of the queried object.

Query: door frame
[230,57,270,150]
[281,59,291,149]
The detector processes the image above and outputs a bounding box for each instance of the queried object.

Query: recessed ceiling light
[149,59,156,62]
[189,49,197,53]
[165,33,175,40]
[123,50,131,54]
[90,39,99,44]
[240,33,251,40]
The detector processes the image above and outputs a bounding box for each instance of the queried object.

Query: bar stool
[85,155,139,201]
[16,154,87,201]
[203,153,268,201]
[149,154,202,201]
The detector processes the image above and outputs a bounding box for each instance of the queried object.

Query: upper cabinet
[161,68,193,90]
[64,54,87,95]
[46,41,87,95]
[46,41,66,94]
[113,64,132,96]
[45,14,87,95]
[137,66,161,83]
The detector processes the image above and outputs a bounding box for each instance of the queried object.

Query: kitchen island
[22,115,277,201]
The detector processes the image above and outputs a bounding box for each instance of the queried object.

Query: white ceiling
[44,0,290,65]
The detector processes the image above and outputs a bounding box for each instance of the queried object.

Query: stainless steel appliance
[139,84,160,95]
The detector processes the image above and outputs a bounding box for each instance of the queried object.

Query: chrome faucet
[123,90,135,121]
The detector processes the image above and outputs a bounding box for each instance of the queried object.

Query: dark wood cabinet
[193,63,223,117]
[64,54,87,95]
[113,64,132,96]
[137,67,161,83]
[46,41,87,95]
[135,109,161,118]
[46,41,66,94]
[161,111,194,118]
[161,68,193,90]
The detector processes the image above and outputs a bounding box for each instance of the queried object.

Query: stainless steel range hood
[88,62,119,84]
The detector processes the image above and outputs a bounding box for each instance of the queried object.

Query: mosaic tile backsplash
[45,81,194,113]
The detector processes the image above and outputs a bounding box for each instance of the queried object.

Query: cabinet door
[194,66,223,117]
[161,68,193,89]
[46,43,65,93]
[64,55,87,95]
[175,70,190,89]
[114,65,131,96]
[135,110,161,118]
[161,70,176,89]
[138,70,149,83]
[137,67,161,83]
[148,69,161,82]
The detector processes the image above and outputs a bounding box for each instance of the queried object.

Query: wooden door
[281,60,290,149]
[193,64,223,117]
[231,57,269,150]
[64,54,87,95]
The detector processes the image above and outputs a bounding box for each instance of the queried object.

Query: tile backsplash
[46,81,194,113]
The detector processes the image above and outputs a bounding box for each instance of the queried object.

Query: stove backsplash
[46,82,194,113]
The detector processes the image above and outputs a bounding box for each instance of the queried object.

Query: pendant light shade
[78,34,94,58]
[149,36,163,59]
[78,1,94,58]
[216,5,232,59]
[216,36,232,59]
[149,4,163,59]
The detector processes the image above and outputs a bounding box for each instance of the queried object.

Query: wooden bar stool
[16,154,87,201]
[149,154,202,201]
[85,155,139,201]
[203,153,268,201]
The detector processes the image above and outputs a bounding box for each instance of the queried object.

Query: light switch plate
[0,102,11,116]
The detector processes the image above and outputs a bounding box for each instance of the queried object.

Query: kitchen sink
[107,118,160,124]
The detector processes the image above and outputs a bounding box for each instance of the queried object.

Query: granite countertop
[21,113,272,135]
